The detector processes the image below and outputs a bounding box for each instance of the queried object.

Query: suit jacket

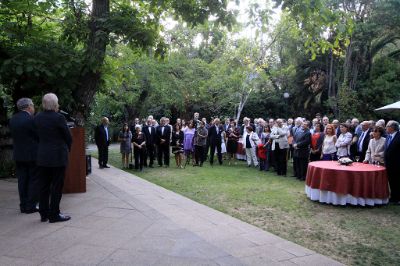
[208,125,223,145]
[142,125,156,146]
[34,111,72,167]
[156,125,171,145]
[357,129,371,155]
[384,132,400,168]
[94,124,110,148]
[294,128,311,158]
[9,111,38,162]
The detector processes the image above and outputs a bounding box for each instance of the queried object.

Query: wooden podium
[63,127,86,193]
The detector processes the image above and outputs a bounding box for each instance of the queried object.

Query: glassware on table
[376,161,381,167]
[331,154,335,161]
[354,156,360,163]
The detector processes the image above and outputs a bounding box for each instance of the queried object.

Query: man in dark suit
[94,117,110,168]
[384,120,400,204]
[208,118,224,165]
[142,117,156,167]
[34,93,72,223]
[293,121,311,181]
[9,98,39,214]
[356,121,371,162]
[156,117,171,167]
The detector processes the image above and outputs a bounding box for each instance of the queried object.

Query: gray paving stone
[153,255,219,266]
[274,240,316,257]
[0,255,41,266]
[213,255,245,266]
[49,244,116,265]
[98,249,161,265]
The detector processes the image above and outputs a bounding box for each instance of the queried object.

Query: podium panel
[63,127,86,193]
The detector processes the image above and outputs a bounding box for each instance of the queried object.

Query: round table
[305,161,389,206]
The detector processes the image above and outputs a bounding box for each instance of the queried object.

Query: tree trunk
[73,0,110,124]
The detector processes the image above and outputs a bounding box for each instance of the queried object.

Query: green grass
[100,149,400,265]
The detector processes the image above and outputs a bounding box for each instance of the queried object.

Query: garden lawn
[102,149,400,266]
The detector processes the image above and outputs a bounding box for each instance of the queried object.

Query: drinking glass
[354,156,360,163]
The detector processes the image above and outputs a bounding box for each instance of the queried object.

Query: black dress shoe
[49,214,71,223]
[24,208,39,214]
[103,165,110,168]
[40,216,48,222]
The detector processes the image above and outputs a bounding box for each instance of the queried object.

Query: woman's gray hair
[16,98,33,110]
[42,93,59,111]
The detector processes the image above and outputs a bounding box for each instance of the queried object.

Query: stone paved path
[0,159,343,265]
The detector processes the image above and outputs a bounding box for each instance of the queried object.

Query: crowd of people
[95,112,400,205]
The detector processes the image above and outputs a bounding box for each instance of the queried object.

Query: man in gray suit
[10,98,39,214]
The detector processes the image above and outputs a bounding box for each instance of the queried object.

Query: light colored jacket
[335,132,352,157]
[270,126,289,150]
[365,137,386,164]
[243,131,260,149]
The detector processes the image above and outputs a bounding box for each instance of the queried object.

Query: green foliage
[337,84,360,120]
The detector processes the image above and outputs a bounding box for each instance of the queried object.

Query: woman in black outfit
[171,123,184,168]
[132,125,147,171]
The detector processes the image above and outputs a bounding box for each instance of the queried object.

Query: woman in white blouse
[335,124,353,158]
[363,127,386,164]
[321,124,337,160]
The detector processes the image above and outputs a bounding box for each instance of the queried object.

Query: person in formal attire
[208,118,224,166]
[226,120,240,165]
[322,116,329,128]
[243,126,260,167]
[293,121,311,180]
[270,119,289,176]
[363,126,385,165]
[156,117,171,167]
[321,124,337,160]
[142,118,156,168]
[332,119,340,137]
[194,121,208,166]
[291,117,303,177]
[171,123,184,168]
[335,124,352,158]
[10,98,39,214]
[132,125,146,171]
[355,121,371,162]
[309,122,324,161]
[94,117,111,168]
[34,93,72,223]
[384,120,400,204]
[118,123,132,168]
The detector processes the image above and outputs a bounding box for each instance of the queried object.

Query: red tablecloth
[306,161,389,199]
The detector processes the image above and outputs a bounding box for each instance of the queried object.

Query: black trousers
[145,144,155,167]
[16,161,39,211]
[293,156,299,176]
[38,166,65,219]
[195,145,205,165]
[97,145,108,166]
[209,142,222,165]
[134,147,146,170]
[274,145,287,175]
[157,144,170,166]
[387,167,400,202]
[296,157,309,180]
